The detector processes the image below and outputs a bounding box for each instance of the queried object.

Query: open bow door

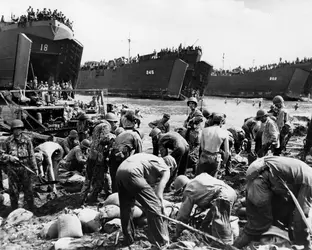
[13,33,32,89]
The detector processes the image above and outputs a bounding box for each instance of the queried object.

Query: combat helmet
[174,175,190,192]
[81,139,91,149]
[11,119,24,129]
[104,112,119,122]
[212,113,226,124]
[256,109,267,120]
[187,97,198,106]
[202,109,211,118]
[149,128,161,138]
[79,113,90,120]
[69,130,78,138]
[273,95,284,105]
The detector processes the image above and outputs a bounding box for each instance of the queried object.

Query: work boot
[233,231,254,249]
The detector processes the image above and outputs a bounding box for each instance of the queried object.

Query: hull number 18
[40,44,49,52]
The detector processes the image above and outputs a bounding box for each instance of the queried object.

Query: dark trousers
[152,139,159,156]
[242,127,252,153]
[8,166,34,210]
[86,158,112,201]
[171,145,189,176]
[116,168,169,247]
[166,145,189,189]
[197,150,221,177]
[0,168,4,191]
[109,148,131,193]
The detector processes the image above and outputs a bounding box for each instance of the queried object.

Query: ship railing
[8,88,107,94]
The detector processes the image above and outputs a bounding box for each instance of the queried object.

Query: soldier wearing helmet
[255,109,279,157]
[174,173,237,244]
[272,95,292,155]
[184,97,203,129]
[84,121,116,202]
[61,139,90,173]
[156,131,189,188]
[242,117,261,153]
[0,119,37,211]
[148,114,171,155]
[198,113,229,177]
[109,124,143,192]
[61,129,80,155]
[148,113,170,134]
[116,153,176,248]
[234,156,312,250]
[227,126,246,153]
[120,110,137,129]
[104,112,119,132]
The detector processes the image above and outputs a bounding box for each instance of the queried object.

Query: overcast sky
[2,0,312,69]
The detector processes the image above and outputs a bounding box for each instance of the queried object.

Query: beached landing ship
[0,17,83,89]
[206,61,312,100]
[0,12,84,135]
[77,46,213,100]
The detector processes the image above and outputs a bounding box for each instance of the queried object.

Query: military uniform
[227,126,246,153]
[0,133,37,210]
[258,117,280,157]
[62,136,80,155]
[35,142,64,192]
[158,131,189,177]
[149,118,170,156]
[77,115,90,142]
[62,145,88,173]
[242,117,260,153]
[176,173,237,244]
[275,107,292,155]
[234,157,312,250]
[86,122,115,201]
[186,126,201,174]
[110,130,142,192]
[116,153,170,247]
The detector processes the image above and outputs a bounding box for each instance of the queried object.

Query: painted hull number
[40,44,49,52]
[146,70,154,75]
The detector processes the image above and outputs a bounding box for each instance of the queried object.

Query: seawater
[77,95,311,127]
[77,95,310,152]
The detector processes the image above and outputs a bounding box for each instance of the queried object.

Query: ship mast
[128,33,131,63]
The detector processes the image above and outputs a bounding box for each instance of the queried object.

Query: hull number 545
[146,70,154,75]
[40,44,49,52]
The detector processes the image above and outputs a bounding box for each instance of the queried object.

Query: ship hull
[77,58,189,100]
[0,20,83,88]
[205,63,312,100]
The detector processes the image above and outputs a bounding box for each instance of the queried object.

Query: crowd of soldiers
[13,77,75,106]
[212,56,312,76]
[0,7,73,30]
[1,94,312,250]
